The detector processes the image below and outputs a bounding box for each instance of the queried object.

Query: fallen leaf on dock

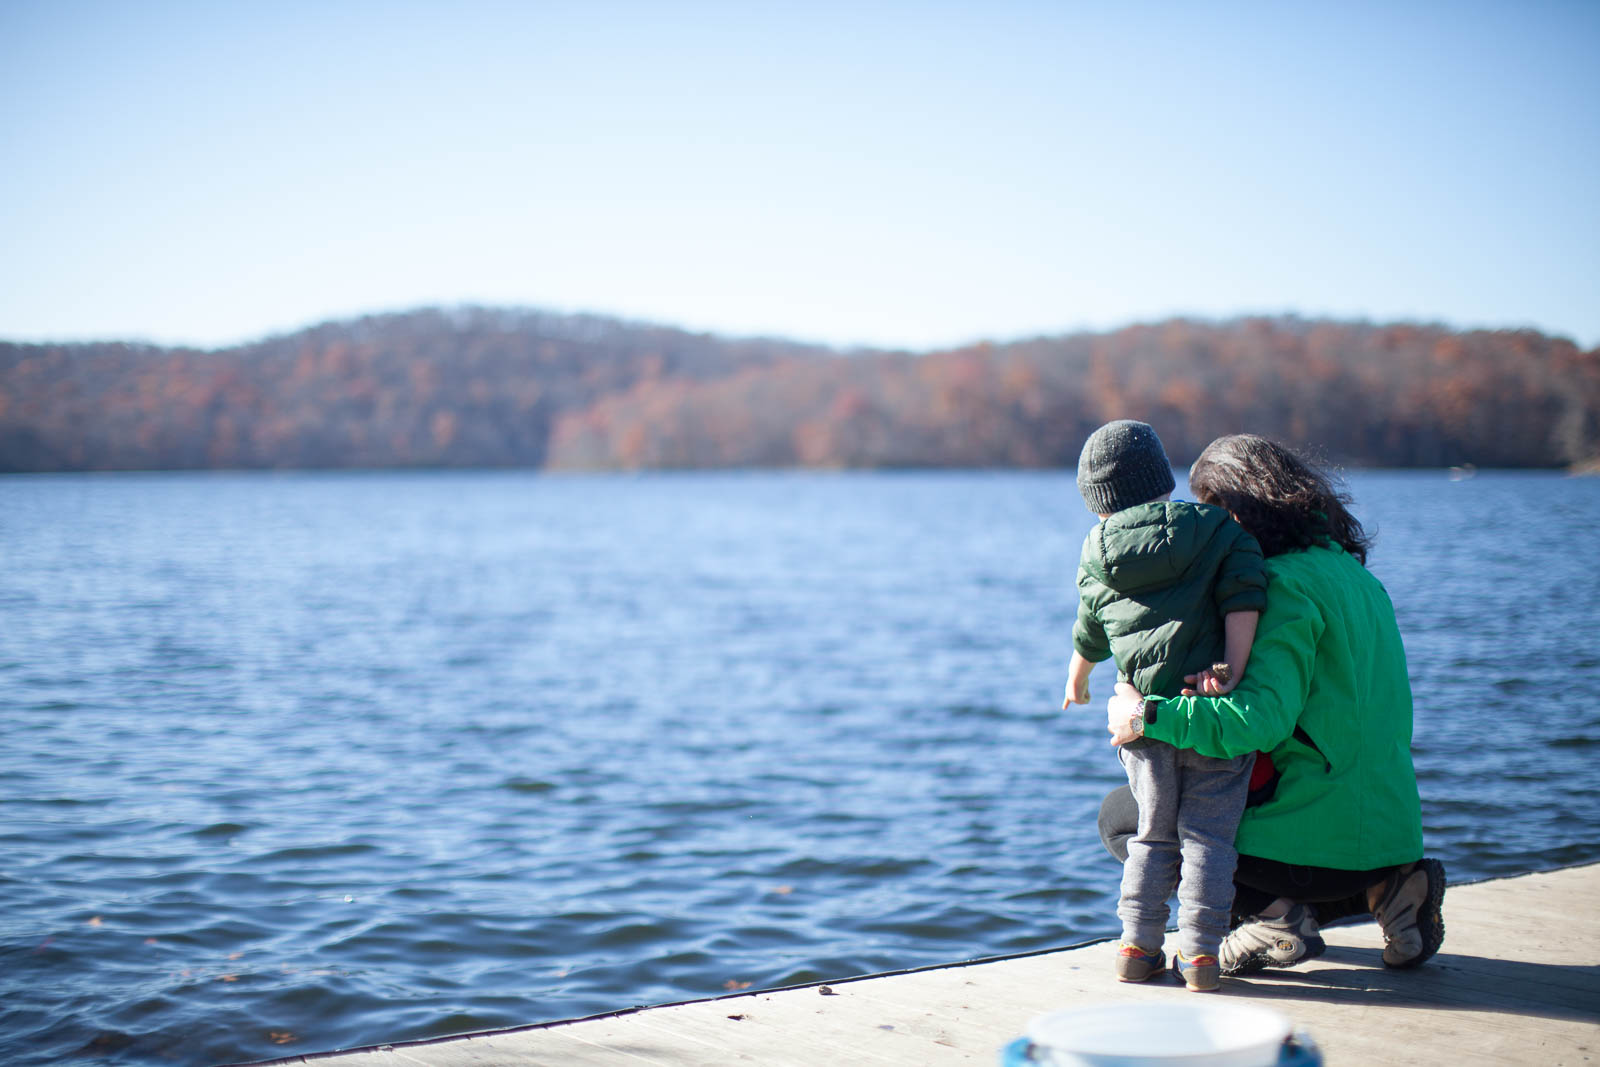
[818,986,837,996]
[726,1014,746,1021]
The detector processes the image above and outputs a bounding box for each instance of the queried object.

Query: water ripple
[1,470,1597,1066]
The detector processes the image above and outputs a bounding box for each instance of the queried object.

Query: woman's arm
[1108,575,1323,758]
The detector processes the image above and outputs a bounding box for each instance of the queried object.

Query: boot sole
[1384,858,1446,970]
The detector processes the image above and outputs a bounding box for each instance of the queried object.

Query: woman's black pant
[1098,784,1396,924]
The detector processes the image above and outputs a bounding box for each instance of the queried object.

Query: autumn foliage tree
[1,308,1595,472]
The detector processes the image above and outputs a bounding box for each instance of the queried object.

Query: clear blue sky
[3,0,1596,351]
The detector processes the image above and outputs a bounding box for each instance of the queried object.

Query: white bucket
[1021,1002,1292,1067]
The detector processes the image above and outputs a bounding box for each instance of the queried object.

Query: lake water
[2,469,1598,1066]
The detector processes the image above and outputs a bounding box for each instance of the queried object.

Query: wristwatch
[1128,697,1159,736]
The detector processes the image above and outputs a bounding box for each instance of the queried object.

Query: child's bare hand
[1185,662,1237,696]
[1062,680,1092,708]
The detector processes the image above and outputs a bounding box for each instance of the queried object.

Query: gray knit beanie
[1076,420,1176,514]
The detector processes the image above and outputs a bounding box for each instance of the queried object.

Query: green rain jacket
[1073,501,1269,699]
[1142,543,1424,870]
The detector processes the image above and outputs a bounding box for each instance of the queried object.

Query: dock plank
[625,995,925,1065]
[276,863,1600,1066]
[438,1017,688,1067]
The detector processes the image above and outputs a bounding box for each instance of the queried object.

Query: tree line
[1,306,1595,472]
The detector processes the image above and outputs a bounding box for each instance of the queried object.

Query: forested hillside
[2,307,1595,472]
[0,308,829,472]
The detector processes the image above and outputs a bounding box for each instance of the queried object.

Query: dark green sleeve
[1072,535,1113,662]
[1073,585,1111,662]
[1214,525,1268,616]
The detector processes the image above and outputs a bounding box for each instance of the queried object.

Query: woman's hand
[1107,682,1146,747]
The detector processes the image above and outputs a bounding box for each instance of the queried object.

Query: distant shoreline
[4,307,1596,474]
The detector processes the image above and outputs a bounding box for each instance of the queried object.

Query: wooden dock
[259,863,1600,1066]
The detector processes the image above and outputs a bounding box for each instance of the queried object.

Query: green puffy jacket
[1074,501,1269,698]
[1143,543,1424,870]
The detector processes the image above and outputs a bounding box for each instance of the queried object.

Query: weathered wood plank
[285,863,1600,1067]
[624,995,925,1065]
[421,1018,684,1066]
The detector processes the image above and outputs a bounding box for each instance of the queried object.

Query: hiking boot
[1171,951,1221,992]
[1114,941,1166,982]
[1371,858,1446,969]
[1218,903,1326,975]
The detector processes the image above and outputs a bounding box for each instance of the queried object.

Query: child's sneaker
[1114,941,1165,982]
[1171,951,1221,992]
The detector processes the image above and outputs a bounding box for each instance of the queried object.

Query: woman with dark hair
[1100,433,1446,974]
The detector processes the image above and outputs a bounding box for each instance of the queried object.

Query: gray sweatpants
[1117,740,1254,957]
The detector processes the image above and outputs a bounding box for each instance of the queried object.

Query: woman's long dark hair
[1188,434,1372,564]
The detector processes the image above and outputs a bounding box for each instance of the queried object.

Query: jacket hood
[1082,501,1237,596]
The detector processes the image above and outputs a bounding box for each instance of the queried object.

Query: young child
[1064,420,1267,991]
